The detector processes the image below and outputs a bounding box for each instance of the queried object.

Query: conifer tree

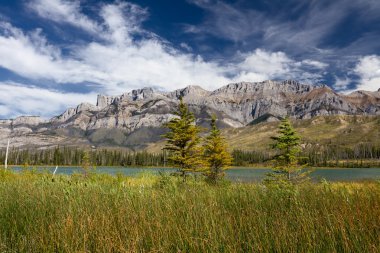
[162,98,204,180]
[203,115,232,183]
[82,151,92,177]
[265,117,310,184]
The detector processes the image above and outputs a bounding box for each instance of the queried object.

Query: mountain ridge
[1,80,379,149]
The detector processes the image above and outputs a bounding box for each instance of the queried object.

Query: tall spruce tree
[203,116,232,183]
[265,117,310,184]
[162,98,204,180]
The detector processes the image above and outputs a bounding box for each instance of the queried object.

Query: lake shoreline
[5,166,380,182]
[6,165,380,170]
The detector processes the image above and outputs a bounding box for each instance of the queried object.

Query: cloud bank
[354,55,380,91]
[0,82,96,118]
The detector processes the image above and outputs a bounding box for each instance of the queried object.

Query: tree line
[0,147,268,167]
[303,143,380,167]
[0,147,165,167]
[1,142,379,168]
[0,144,273,167]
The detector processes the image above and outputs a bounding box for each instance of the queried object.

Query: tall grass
[0,169,379,252]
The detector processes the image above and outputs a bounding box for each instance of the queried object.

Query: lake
[8,166,380,182]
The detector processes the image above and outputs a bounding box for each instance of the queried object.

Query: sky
[0,0,380,119]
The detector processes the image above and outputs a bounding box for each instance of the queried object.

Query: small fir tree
[265,117,310,185]
[203,116,232,183]
[162,98,204,180]
[82,151,92,177]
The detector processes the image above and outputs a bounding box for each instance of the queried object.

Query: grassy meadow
[0,169,379,252]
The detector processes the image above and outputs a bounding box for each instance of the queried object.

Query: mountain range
[1,80,379,150]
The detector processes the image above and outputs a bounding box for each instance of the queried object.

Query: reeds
[0,169,379,252]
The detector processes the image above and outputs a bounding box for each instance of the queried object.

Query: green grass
[0,169,379,252]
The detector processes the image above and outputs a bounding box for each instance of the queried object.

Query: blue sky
[0,0,380,118]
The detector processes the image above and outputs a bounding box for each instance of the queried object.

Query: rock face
[0,116,47,133]
[1,80,380,149]
[344,90,380,114]
[11,116,47,126]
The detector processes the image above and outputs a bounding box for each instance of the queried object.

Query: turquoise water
[9,166,380,182]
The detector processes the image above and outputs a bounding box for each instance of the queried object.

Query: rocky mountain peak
[213,80,315,94]
[96,87,159,108]
[279,80,319,93]
[212,81,258,94]
[181,85,209,97]
[96,94,116,109]
[76,103,98,112]
[127,87,155,101]
[166,85,210,100]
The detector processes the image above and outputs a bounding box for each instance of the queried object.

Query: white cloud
[0,82,96,119]
[238,49,292,78]
[0,15,231,93]
[0,1,322,93]
[27,0,100,34]
[354,55,380,91]
[100,2,149,44]
[233,49,324,83]
[0,21,108,84]
[333,76,351,91]
[180,42,192,51]
[185,0,266,42]
[0,105,11,117]
[0,22,66,80]
[301,60,329,69]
